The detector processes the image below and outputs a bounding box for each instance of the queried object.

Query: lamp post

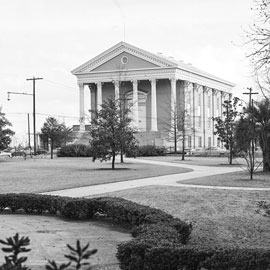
[7,91,35,154]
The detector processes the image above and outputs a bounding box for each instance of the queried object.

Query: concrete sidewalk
[42,158,265,198]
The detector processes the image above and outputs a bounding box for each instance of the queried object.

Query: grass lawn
[0,157,190,193]
[137,155,249,166]
[94,186,270,249]
[180,170,270,187]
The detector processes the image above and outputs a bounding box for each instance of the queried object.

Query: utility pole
[26,76,43,155]
[243,87,259,180]
[27,113,31,149]
[243,87,259,107]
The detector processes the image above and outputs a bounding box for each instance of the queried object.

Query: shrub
[57,144,92,157]
[60,199,96,219]
[126,145,166,157]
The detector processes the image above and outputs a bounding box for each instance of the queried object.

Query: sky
[0,0,256,146]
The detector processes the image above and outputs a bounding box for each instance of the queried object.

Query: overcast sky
[0,0,256,145]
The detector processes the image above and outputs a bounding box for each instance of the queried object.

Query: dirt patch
[0,214,131,269]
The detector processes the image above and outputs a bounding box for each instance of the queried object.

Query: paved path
[42,158,270,198]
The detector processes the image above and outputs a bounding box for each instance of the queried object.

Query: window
[208,117,211,129]
[217,138,220,147]
[198,136,202,148]
[188,136,192,148]
[207,95,211,117]
[208,137,211,147]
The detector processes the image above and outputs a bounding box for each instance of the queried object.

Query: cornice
[72,42,176,74]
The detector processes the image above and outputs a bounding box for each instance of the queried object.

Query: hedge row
[57,144,92,157]
[126,145,167,157]
[1,194,270,270]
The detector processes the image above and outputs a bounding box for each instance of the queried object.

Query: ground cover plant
[0,233,97,270]
[0,158,190,193]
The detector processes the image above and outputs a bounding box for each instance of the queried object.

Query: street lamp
[7,91,35,154]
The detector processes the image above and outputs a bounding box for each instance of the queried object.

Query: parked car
[190,148,206,156]
[205,147,227,156]
[0,151,12,158]
[191,147,227,156]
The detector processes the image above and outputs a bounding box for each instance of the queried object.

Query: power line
[43,79,78,90]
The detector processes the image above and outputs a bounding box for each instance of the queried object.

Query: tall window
[198,136,202,148]
[207,95,211,117]
[208,117,211,129]
[198,93,201,117]
[188,136,192,148]
[216,97,220,116]
[208,137,211,147]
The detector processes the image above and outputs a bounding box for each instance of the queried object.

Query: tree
[246,0,270,96]
[0,108,15,150]
[90,98,138,170]
[41,117,74,159]
[235,116,259,180]
[246,98,270,171]
[213,97,243,165]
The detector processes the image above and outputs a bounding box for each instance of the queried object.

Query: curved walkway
[43,158,270,198]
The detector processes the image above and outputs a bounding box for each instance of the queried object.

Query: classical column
[212,89,216,146]
[114,81,120,100]
[192,83,198,148]
[79,83,85,131]
[88,85,92,120]
[132,80,139,127]
[97,81,102,110]
[170,78,177,129]
[202,86,206,148]
[151,79,158,131]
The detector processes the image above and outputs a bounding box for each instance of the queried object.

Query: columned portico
[150,79,158,131]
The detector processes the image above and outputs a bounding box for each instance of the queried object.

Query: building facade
[72,42,234,149]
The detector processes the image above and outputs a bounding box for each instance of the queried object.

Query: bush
[126,145,166,157]
[57,144,92,157]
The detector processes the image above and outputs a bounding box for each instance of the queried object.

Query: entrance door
[138,102,146,131]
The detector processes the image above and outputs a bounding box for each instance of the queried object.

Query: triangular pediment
[72,41,177,74]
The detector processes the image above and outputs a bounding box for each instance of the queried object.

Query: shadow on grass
[94,168,131,171]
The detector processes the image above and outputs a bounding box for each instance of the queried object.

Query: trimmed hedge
[1,194,270,270]
[57,144,92,157]
[126,145,167,157]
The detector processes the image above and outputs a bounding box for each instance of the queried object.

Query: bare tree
[246,0,270,95]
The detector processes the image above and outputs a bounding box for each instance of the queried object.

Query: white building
[72,41,234,149]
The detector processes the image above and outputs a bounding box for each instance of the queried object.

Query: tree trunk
[50,140,54,159]
[120,148,124,163]
[112,152,115,170]
[182,130,185,161]
[174,127,177,154]
[262,150,270,172]
[229,145,233,165]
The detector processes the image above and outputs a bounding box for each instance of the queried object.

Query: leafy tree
[213,97,243,165]
[0,109,15,150]
[90,98,138,170]
[41,117,74,159]
[246,98,270,171]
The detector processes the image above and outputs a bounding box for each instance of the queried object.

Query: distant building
[72,41,234,149]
